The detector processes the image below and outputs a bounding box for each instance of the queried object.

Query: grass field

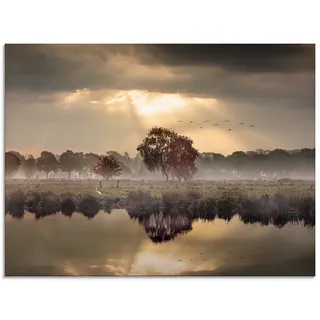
[5,178,315,199]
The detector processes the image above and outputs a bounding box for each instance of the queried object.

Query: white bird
[95,187,102,196]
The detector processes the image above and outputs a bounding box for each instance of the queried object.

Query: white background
[0,1,318,319]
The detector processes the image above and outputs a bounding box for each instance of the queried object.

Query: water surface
[5,210,315,276]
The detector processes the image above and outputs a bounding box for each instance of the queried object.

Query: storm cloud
[5,44,315,155]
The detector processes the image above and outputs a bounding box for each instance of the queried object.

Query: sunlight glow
[130,252,188,275]
[63,88,89,104]
[105,90,187,116]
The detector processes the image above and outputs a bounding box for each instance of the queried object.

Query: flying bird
[250,125,255,128]
[212,124,219,126]
[224,120,231,123]
[190,121,194,123]
[228,129,232,131]
[200,126,203,129]
[177,120,182,123]
[240,122,244,125]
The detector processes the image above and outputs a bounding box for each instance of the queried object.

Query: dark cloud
[133,44,315,72]
[5,44,118,92]
[5,44,315,95]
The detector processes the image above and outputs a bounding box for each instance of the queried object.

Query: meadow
[5,178,315,198]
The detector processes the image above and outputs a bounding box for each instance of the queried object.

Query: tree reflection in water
[128,206,193,243]
[5,190,315,243]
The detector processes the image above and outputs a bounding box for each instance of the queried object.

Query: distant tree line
[5,127,315,181]
[196,148,315,179]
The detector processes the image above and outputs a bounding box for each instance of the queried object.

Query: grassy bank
[5,189,315,228]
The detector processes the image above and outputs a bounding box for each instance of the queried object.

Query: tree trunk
[68,171,71,179]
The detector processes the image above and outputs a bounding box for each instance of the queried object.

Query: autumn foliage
[137,127,199,181]
[92,155,122,179]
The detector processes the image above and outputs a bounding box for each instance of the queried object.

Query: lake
[5,210,315,276]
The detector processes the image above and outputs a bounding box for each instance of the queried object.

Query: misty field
[5,178,315,198]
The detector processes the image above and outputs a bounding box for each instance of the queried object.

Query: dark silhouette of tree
[137,127,198,181]
[83,153,99,177]
[59,150,76,179]
[228,151,249,177]
[107,150,135,172]
[36,151,60,179]
[267,149,291,173]
[22,155,37,179]
[59,150,85,179]
[5,152,22,178]
[73,152,86,177]
[168,135,199,181]
[93,155,122,179]
[137,127,176,181]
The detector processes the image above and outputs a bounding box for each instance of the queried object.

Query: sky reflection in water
[5,210,315,276]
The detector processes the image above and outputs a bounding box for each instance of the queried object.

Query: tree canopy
[92,155,122,179]
[22,155,37,179]
[36,151,60,179]
[137,127,199,181]
[59,150,85,178]
[5,152,22,178]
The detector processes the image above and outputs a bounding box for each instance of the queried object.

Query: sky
[5,44,315,157]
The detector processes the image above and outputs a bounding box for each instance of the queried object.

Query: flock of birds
[175,119,256,131]
[177,251,255,263]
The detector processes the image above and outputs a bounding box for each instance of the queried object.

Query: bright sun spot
[105,90,187,116]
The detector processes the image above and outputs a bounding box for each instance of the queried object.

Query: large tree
[93,155,122,179]
[37,151,60,179]
[167,135,198,181]
[59,150,85,179]
[5,152,22,178]
[22,155,37,179]
[59,150,75,179]
[73,152,86,177]
[83,153,99,178]
[137,127,198,181]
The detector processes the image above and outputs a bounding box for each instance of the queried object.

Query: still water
[5,210,315,276]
